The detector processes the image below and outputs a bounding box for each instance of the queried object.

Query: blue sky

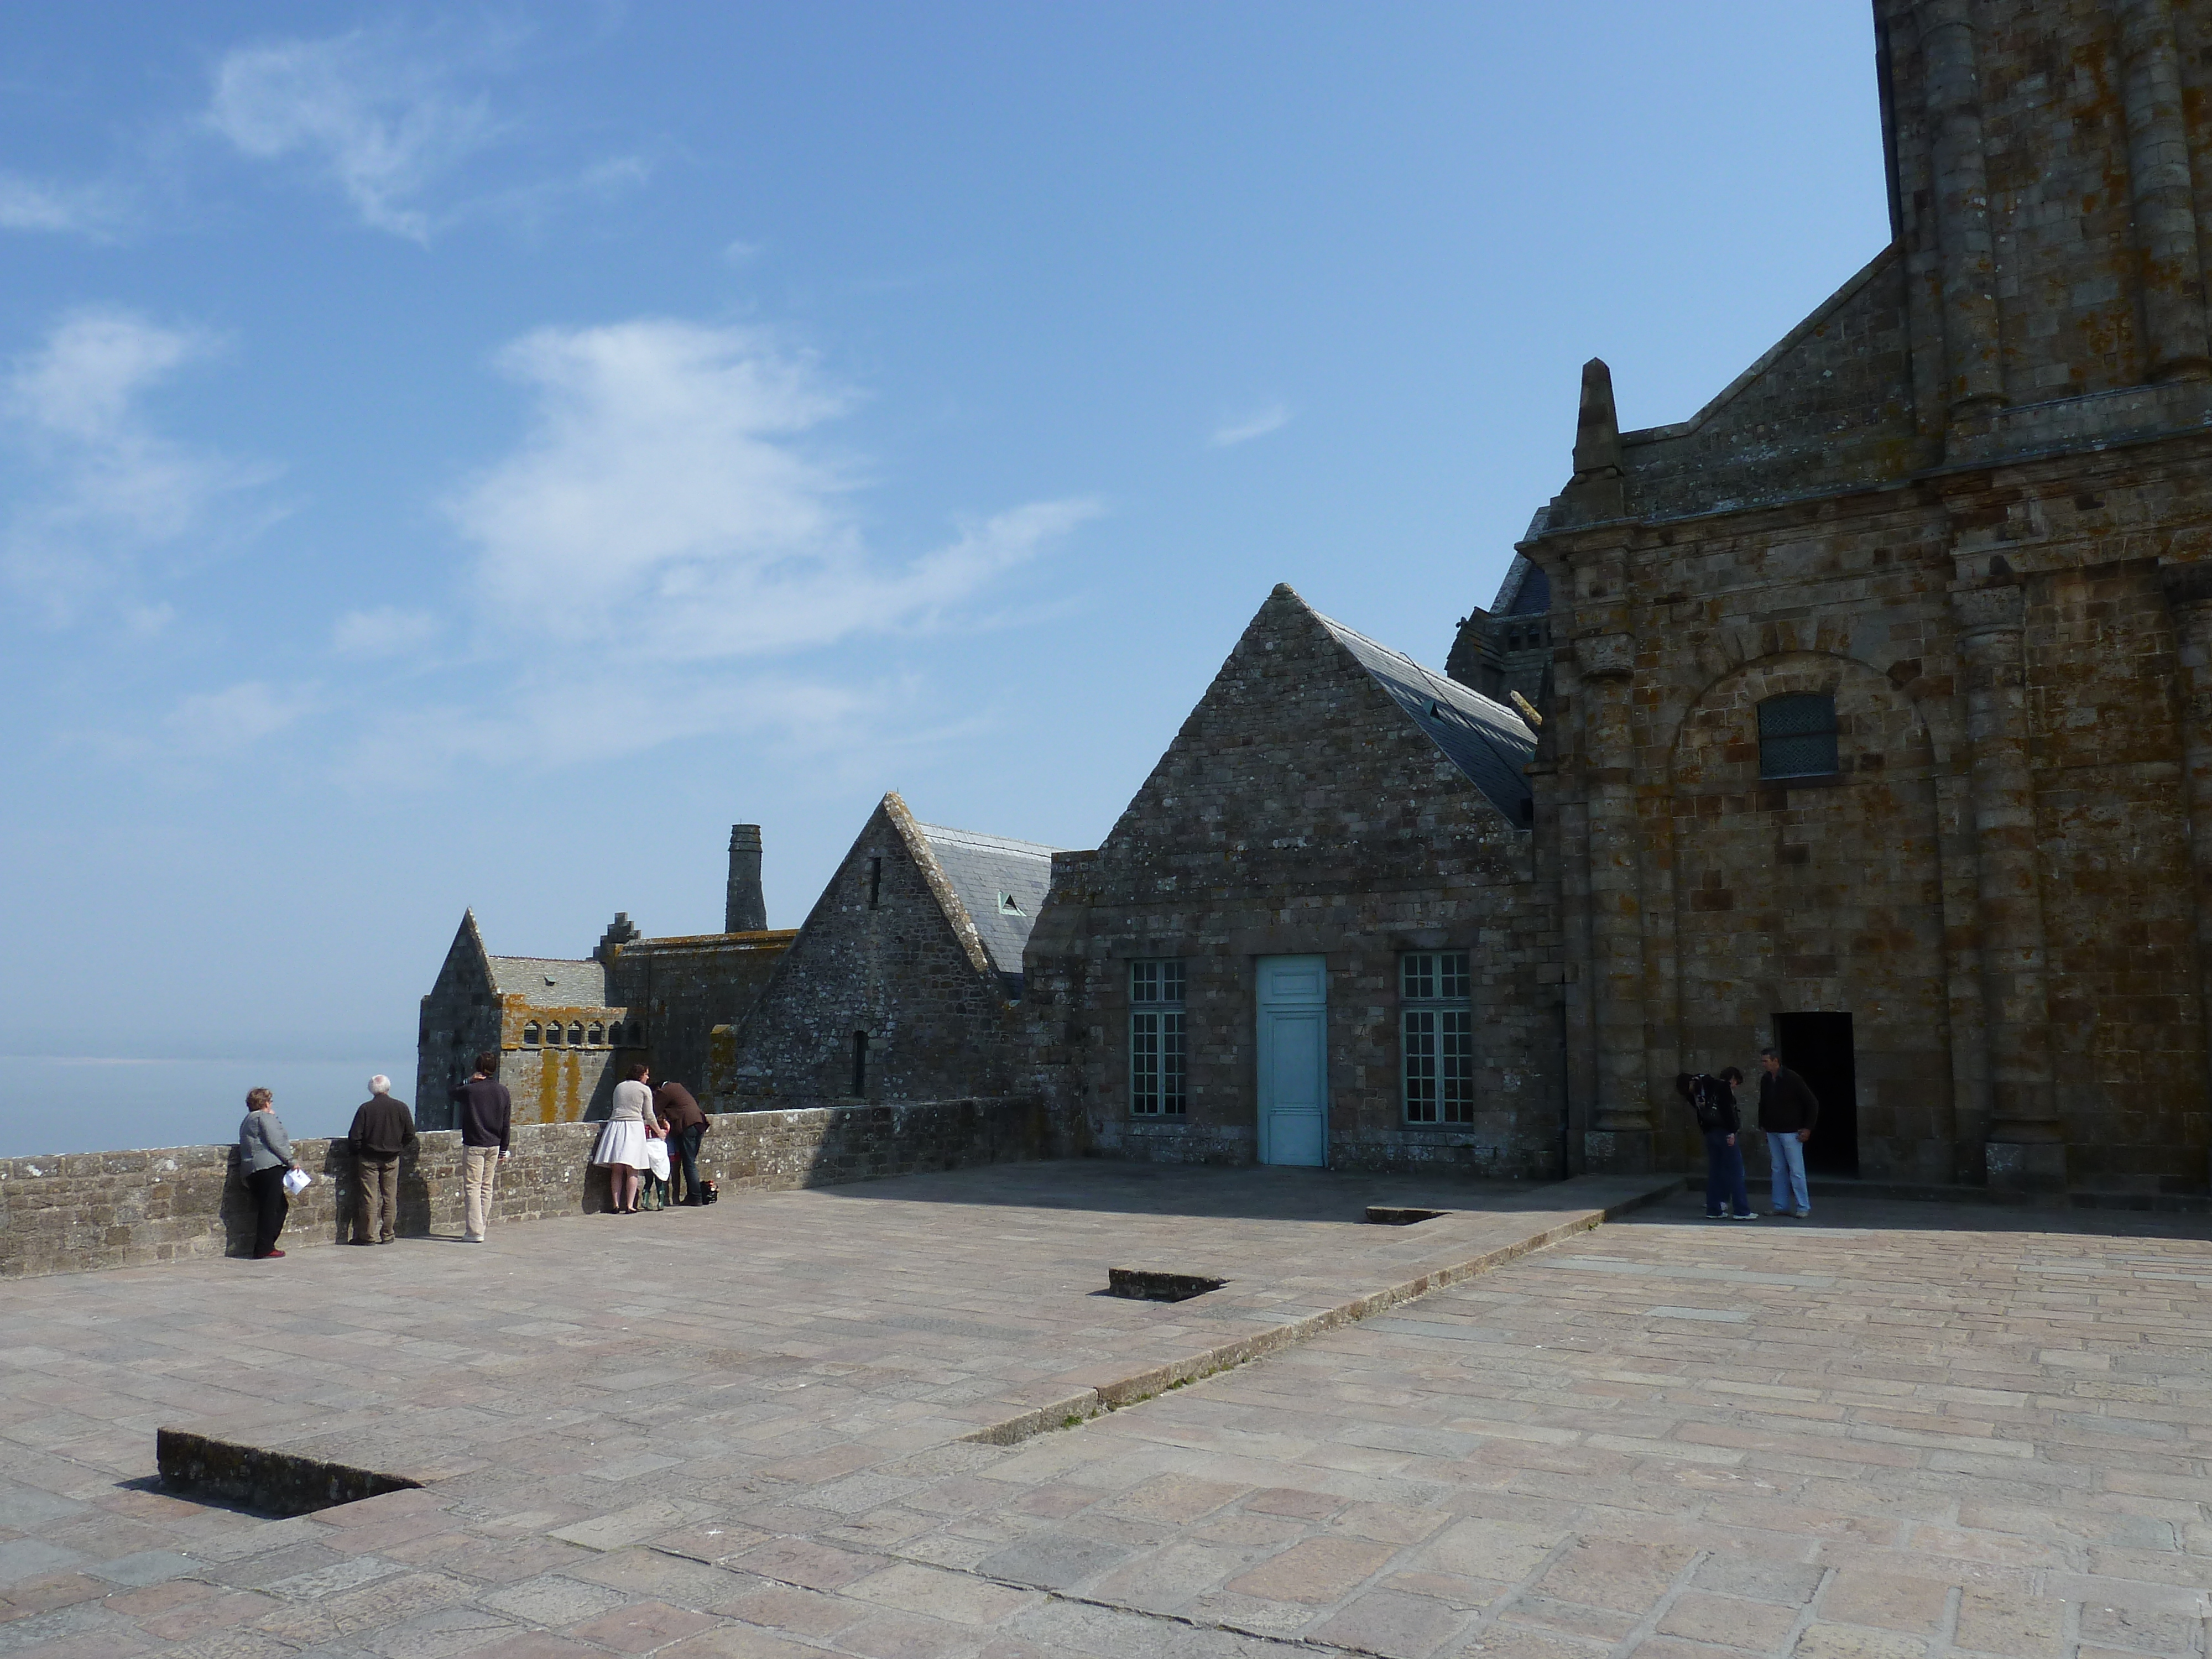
[0,3,1888,1120]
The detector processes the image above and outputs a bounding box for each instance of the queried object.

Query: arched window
[523,1022,540,1045]
[587,1023,604,1046]
[568,1022,585,1046]
[547,1021,564,1045]
[1759,693,1839,779]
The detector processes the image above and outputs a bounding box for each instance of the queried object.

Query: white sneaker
[1730,1211,1761,1220]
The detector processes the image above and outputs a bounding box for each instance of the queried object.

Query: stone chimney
[725,824,766,933]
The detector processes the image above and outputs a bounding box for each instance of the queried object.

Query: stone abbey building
[421,0,2212,1199]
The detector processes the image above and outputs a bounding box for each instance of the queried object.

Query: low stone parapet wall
[0,1097,1047,1279]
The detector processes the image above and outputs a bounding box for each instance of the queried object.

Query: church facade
[1480,0,2212,1194]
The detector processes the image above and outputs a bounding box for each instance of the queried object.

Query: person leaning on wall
[653,1075,709,1206]
[448,1050,512,1243]
[348,1075,416,1245]
[238,1087,300,1260]
[592,1061,661,1214]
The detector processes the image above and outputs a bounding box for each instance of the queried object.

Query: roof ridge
[911,821,1063,856]
[1309,608,1530,727]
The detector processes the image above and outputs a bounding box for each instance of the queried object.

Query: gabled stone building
[415,830,795,1127]
[1490,0,2212,1194]
[1025,586,1554,1175]
[414,912,647,1128]
[715,794,1056,1109]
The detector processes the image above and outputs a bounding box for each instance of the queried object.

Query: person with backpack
[1676,1067,1756,1220]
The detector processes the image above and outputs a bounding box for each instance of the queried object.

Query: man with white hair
[347,1076,417,1245]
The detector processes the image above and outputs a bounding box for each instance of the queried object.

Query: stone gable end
[718,793,1021,1109]
[1025,585,1562,1176]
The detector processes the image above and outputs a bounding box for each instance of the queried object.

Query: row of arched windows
[520,1019,642,1049]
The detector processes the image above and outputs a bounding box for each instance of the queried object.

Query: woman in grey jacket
[238,1088,299,1259]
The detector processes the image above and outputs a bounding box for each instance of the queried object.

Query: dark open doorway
[1776,1011,1859,1176]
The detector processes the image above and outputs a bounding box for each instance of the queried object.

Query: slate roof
[913,822,1062,977]
[1313,611,1538,822]
[487,957,613,1008]
[1490,554,1551,617]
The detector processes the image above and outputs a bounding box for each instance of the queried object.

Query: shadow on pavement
[1619,1182,2211,1243]
[809,1156,1567,1224]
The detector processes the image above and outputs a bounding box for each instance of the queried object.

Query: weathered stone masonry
[1499,0,2212,1193]
[719,794,1050,1110]
[1025,587,1559,1177]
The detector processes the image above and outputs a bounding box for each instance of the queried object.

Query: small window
[567,1022,584,1046]
[1130,959,1186,1117]
[851,1030,869,1096]
[522,1022,540,1045]
[546,1021,564,1046]
[1402,951,1474,1125]
[1759,693,1839,779]
[587,1023,604,1046]
[998,891,1024,916]
[868,855,883,910]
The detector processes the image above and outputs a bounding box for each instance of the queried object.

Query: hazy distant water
[0,1056,395,1160]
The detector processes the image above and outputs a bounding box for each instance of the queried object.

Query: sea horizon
[0,1053,408,1160]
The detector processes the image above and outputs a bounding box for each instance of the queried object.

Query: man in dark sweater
[654,1079,710,1206]
[1757,1048,1821,1218]
[450,1051,512,1243]
[347,1076,416,1245]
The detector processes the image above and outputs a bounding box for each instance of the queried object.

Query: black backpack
[1684,1074,1733,1134]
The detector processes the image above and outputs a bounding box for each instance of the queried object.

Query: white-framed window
[1130,958,1186,1116]
[1401,951,1473,1124]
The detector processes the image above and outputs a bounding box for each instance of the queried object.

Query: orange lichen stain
[564,1053,581,1121]
[539,1048,560,1125]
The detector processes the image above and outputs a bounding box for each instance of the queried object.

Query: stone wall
[1026,587,1564,1178]
[0,1097,1047,1280]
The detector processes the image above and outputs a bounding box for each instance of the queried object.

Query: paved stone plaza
[0,1162,2205,1658]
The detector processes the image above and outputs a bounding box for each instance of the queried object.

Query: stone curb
[958,1172,1681,1446]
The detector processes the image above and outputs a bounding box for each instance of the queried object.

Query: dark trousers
[354,1156,399,1242]
[248,1165,290,1256]
[1703,1130,1752,1217]
[671,1124,705,1203]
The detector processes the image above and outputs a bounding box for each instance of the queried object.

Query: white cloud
[450,317,1098,661]
[332,606,441,659]
[164,681,316,753]
[2,308,273,621]
[207,30,493,239]
[0,172,127,238]
[1209,401,1294,448]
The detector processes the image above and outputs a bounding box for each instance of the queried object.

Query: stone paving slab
[0,1166,2205,1658]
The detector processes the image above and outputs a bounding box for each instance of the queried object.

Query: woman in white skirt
[592,1062,662,1214]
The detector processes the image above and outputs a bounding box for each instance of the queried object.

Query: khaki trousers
[462,1145,500,1240]
[353,1155,399,1242]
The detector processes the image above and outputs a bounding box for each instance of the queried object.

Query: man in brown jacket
[654,1079,710,1206]
[348,1077,416,1244]
[1757,1048,1820,1218]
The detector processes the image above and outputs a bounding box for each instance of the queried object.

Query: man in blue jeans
[653,1078,709,1206]
[1757,1047,1820,1218]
